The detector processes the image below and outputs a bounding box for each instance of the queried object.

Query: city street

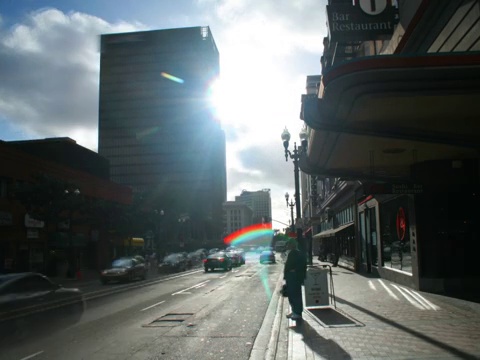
[2,253,281,360]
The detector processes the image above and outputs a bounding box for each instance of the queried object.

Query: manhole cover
[236,272,256,277]
[143,313,194,327]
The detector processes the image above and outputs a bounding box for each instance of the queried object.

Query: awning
[300,53,480,180]
[123,237,144,247]
[313,223,354,240]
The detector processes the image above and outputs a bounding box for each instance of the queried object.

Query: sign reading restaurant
[327,0,396,42]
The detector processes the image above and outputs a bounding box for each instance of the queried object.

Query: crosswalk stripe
[378,279,399,300]
[402,287,440,311]
[392,284,427,310]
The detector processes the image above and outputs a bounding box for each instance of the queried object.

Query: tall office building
[222,201,253,235]
[235,189,272,225]
[98,27,226,246]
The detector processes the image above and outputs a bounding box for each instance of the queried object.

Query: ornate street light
[64,188,81,278]
[153,209,165,253]
[281,126,309,262]
[285,192,295,233]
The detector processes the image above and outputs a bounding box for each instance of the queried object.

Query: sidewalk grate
[306,307,363,328]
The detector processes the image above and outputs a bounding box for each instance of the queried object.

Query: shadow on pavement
[307,307,364,327]
[336,296,478,360]
[290,320,352,359]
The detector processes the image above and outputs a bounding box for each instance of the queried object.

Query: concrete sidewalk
[256,261,480,360]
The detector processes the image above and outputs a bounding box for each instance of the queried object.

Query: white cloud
[0,8,146,150]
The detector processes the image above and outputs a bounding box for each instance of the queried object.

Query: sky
[0,0,328,230]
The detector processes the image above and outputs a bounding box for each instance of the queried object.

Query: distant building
[97,27,227,248]
[222,201,253,236]
[235,189,272,224]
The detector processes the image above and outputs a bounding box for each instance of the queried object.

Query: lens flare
[224,223,273,246]
[161,72,184,84]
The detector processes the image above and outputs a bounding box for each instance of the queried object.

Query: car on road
[232,248,246,264]
[158,253,190,274]
[0,272,85,339]
[204,252,232,272]
[259,250,276,264]
[100,257,147,284]
[225,250,242,267]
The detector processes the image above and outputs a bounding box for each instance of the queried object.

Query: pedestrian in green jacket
[283,238,306,320]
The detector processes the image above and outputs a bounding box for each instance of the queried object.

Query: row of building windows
[336,205,355,226]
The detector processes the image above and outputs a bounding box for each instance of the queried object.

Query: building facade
[234,189,272,224]
[300,0,480,300]
[0,139,132,275]
[222,201,253,236]
[98,27,227,248]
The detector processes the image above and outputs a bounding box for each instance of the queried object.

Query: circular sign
[396,207,406,241]
[359,0,388,15]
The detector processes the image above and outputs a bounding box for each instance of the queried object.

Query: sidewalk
[266,260,480,360]
[50,268,100,288]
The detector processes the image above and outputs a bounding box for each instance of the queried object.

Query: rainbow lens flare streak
[161,72,184,84]
[223,223,273,247]
[224,223,274,300]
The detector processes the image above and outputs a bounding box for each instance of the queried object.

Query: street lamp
[178,213,190,250]
[281,126,308,262]
[285,192,295,233]
[64,188,80,278]
[153,209,165,254]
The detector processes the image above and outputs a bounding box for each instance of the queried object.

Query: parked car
[204,252,232,272]
[158,253,190,273]
[259,250,276,264]
[0,272,85,340]
[187,251,203,267]
[208,248,220,254]
[100,257,147,284]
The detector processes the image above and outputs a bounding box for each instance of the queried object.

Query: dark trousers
[285,272,303,315]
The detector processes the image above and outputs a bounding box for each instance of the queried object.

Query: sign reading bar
[327,1,396,42]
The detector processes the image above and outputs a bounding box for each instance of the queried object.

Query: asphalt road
[1,252,282,360]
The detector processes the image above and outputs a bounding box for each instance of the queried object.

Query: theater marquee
[327,0,396,42]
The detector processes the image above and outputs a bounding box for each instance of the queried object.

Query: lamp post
[178,213,190,250]
[285,192,295,234]
[281,127,308,261]
[64,188,80,278]
[153,209,164,254]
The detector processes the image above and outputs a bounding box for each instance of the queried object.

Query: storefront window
[380,196,412,274]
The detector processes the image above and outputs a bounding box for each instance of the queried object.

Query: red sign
[396,207,406,241]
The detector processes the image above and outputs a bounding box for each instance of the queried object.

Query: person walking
[284,238,307,320]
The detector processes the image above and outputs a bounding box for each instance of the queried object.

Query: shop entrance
[359,206,378,273]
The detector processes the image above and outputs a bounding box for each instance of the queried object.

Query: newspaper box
[304,266,334,308]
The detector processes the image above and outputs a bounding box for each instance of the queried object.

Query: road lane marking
[84,269,204,301]
[172,280,210,295]
[140,300,166,312]
[20,351,44,360]
[368,280,377,290]
[378,279,399,300]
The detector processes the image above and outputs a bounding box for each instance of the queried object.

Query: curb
[250,272,285,360]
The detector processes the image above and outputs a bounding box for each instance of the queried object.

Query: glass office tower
[98,27,226,247]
